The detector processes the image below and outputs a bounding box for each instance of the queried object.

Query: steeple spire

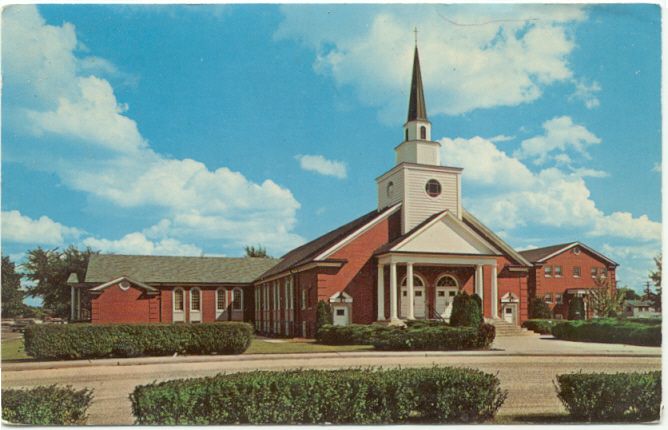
[407,42,428,122]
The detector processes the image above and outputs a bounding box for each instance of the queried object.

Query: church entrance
[400,275,426,319]
[435,275,459,320]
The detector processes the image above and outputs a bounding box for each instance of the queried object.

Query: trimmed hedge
[316,323,389,345]
[551,319,661,346]
[556,371,661,422]
[24,322,253,360]
[521,319,559,334]
[371,324,495,351]
[130,367,507,424]
[317,323,495,350]
[2,385,93,425]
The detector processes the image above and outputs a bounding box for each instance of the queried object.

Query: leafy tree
[2,256,26,318]
[587,275,624,318]
[568,296,585,320]
[616,287,640,301]
[315,300,333,337]
[244,245,269,258]
[528,297,552,319]
[450,292,482,327]
[648,254,662,312]
[22,246,97,318]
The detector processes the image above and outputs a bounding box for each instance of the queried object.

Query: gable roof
[518,241,618,266]
[90,276,158,293]
[85,254,278,284]
[461,209,531,266]
[375,210,501,256]
[257,204,400,281]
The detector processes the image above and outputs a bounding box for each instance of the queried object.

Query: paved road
[2,354,660,425]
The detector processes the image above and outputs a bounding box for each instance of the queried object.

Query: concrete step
[486,319,539,337]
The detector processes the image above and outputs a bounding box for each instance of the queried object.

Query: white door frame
[502,303,518,325]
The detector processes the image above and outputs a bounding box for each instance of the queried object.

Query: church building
[69,45,617,336]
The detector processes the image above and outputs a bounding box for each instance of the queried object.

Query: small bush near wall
[556,371,661,422]
[528,298,553,319]
[450,292,482,327]
[551,319,661,347]
[24,322,253,360]
[521,319,558,334]
[567,297,585,320]
[2,385,93,425]
[130,367,507,424]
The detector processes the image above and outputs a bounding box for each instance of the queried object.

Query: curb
[2,350,661,372]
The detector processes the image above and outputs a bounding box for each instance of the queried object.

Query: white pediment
[392,211,500,255]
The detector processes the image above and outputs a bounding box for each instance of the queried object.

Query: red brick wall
[91,282,159,324]
[528,247,617,318]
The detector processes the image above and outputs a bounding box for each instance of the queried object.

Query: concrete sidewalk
[2,335,660,372]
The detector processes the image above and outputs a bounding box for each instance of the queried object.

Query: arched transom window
[436,275,459,288]
[400,275,425,287]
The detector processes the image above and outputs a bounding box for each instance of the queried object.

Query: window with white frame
[555,294,563,304]
[216,288,227,311]
[232,288,243,311]
[554,266,563,277]
[302,288,306,310]
[190,288,201,311]
[573,266,581,277]
[173,288,184,311]
[544,293,552,304]
[544,266,552,277]
[591,267,597,278]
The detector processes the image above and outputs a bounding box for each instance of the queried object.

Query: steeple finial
[407,35,428,122]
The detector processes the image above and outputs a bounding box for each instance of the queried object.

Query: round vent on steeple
[425,179,441,197]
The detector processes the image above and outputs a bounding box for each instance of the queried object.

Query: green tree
[244,245,269,258]
[587,275,623,317]
[528,297,552,319]
[2,256,26,317]
[450,292,482,327]
[648,254,662,312]
[616,287,640,301]
[315,300,333,336]
[23,246,97,318]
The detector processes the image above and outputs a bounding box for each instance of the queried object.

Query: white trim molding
[90,276,158,294]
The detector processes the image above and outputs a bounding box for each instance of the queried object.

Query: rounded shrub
[2,385,93,425]
[314,300,333,339]
[528,297,553,319]
[568,297,585,320]
[450,292,482,327]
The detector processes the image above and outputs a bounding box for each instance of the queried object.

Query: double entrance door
[400,286,426,319]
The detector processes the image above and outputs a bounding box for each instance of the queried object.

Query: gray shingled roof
[85,254,279,284]
[518,242,575,263]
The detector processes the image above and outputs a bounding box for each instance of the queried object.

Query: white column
[475,265,483,298]
[389,262,399,322]
[406,263,415,320]
[491,265,498,319]
[70,286,75,320]
[377,264,385,321]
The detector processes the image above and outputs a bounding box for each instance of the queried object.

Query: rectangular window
[554,266,562,277]
[573,266,581,277]
[601,267,608,277]
[191,289,201,311]
[233,289,242,310]
[545,293,552,304]
[217,289,226,310]
[556,294,563,304]
[591,267,597,278]
[301,289,306,310]
[336,309,345,316]
[544,266,552,277]
[174,289,184,311]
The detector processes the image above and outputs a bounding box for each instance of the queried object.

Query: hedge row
[551,319,661,346]
[317,323,495,351]
[24,322,253,360]
[2,385,93,425]
[130,367,507,424]
[521,319,559,334]
[556,371,661,422]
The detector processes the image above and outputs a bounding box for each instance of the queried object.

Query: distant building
[68,43,620,336]
[623,300,660,318]
[519,242,618,320]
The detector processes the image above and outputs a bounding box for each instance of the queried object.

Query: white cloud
[82,232,203,256]
[489,135,514,143]
[440,134,660,242]
[276,4,588,120]
[514,116,601,164]
[3,5,304,256]
[1,210,81,245]
[295,154,347,179]
[569,79,601,109]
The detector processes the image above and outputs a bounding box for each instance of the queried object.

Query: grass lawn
[245,339,373,354]
[1,337,29,361]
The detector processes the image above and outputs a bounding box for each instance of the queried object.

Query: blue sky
[2,4,661,295]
